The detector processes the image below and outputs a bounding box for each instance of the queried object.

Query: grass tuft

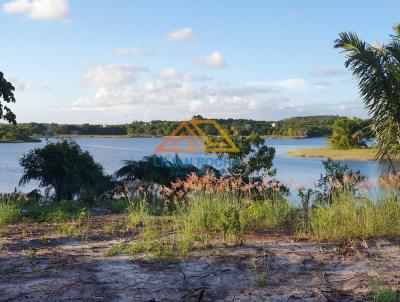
[306,193,400,242]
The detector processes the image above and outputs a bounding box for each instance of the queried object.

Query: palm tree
[329,118,368,149]
[115,154,200,185]
[334,24,400,172]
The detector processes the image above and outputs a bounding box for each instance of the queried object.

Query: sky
[1,0,400,124]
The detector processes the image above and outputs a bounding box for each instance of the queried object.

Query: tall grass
[0,201,22,224]
[175,195,293,248]
[0,196,89,224]
[121,194,294,258]
[24,200,89,222]
[308,192,400,241]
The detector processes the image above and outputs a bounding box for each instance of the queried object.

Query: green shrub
[308,193,400,241]
[242,199,294,232]
[24,200,87,223]
[174,196,293,253]
[103,199,129,213]
[57,222,82,237]
[0,201,22,224]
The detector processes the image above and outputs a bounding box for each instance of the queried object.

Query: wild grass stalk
[0,201,22,224]
[307,192,400,241]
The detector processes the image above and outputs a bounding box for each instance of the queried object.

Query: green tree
[334,24,400,171]
[217,133,276,180]
[0,72,17,124]
[19,141,111,201]
[115,154,200,185]
[317,158,364,205]
[329,118,369,149]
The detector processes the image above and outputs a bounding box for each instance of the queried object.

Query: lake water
[0,137,382,201]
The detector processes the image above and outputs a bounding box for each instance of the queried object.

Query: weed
[26,248,37,261]
[373,288,400,302]
[103,199,129,213]
[40,236,50,245]
[0,201,22,224]
[105,242,129,256]
[0,228,7,237]
[369,275,400,302]
[104,224,115,235]
[57,222,82,237]
[306,192,400,242]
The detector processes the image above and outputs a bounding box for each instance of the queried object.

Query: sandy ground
[0,213,399,302]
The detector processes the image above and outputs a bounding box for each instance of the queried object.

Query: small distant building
[271,122,276,128]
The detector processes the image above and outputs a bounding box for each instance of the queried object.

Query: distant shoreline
[50,134,312,139]
[0,134,322,143]
[286,147,377,161]
[0,138,41,143]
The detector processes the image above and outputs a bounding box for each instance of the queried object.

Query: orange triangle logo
[155,121,205,153]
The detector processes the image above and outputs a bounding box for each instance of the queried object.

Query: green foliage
[57,222,82,237]
[116,154,198,185]
[1,115,348,138]
[0,72,16,124]
[307,192,400,242]
[0,196,88,225]
[329,118,370,149]
[335,24,400,172]
[217,133,276,180]
[122,193,293,259]
[103,199,129,213]
[19,140,112,202]
[0,201,22,224]
[316,158,364,205]
[23,200,88,222]
[373,288,400,302]
[174,195,293,251]
[275,115,340,137]
[0,125,38,142]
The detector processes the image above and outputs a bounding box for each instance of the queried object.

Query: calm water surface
[0,137,381,201]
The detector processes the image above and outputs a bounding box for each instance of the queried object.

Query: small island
[286,147,376,161]
[287,118,377,161]
[0,125,41,143]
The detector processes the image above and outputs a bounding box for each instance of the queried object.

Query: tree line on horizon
[0,115,346,140]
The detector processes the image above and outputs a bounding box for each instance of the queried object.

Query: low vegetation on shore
[286,147,376,161]
[0,115,344,140]
[286,117,377,160]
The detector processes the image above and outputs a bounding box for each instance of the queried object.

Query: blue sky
[1,0,400,124]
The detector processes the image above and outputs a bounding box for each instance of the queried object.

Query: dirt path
[0,215,399,301]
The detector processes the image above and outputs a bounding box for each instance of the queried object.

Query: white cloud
[166,27,195,42]
[9,77,34,91]
[247,78,315,92]
[73,78,278,111]
[155,68,212,82]
[84,63,148,87]
[182,73,212,82]
[2,0,70,20]
[114,48,140,56]
[71,73,350,121]
[274,78,309,91]
[310,68,346,77]
[197,51,226,69]
[157,68,178,79]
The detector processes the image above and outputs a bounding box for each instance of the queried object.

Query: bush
[329,118,370,149]
[19,140,112,202]
[308,192,400,241]
[103,199,129,213]
[174,196,293,253]
[23,200,87,223]
[0,201,22,224]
